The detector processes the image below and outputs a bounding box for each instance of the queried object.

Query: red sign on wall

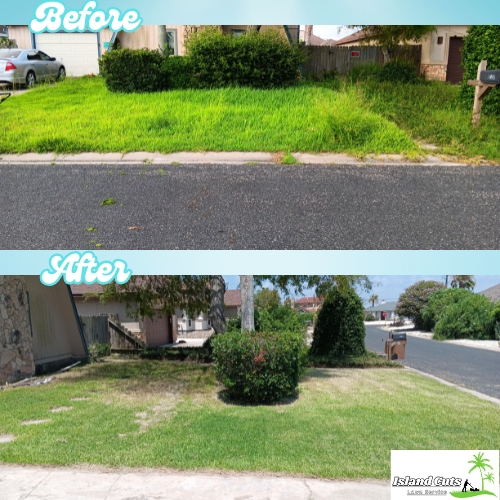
[351,51,360,57]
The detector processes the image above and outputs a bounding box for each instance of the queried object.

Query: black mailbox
[480,70,500,84]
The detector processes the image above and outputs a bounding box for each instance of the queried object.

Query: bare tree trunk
[209,275,226,334]
[382,47,391,65]
[304,25,313,45]
[157,25,168,54]
[240,275,255,331]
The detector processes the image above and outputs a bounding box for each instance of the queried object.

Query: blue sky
[223,275,500,306]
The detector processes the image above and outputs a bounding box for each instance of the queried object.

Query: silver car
[0,48,66,88]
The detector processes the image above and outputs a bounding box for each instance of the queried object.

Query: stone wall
[0,276,35,384]
[420,63,447,82]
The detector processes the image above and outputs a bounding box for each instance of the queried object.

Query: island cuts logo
[40,251,132,286]
[30,1,143,33]
[391,450,499,499]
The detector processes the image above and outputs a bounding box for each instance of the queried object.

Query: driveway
[365,325,500,399]
[2,163,500,249]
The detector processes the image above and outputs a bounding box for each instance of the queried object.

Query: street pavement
[365,325,500,399]
[0,465,390,500]
[1,163,500,249]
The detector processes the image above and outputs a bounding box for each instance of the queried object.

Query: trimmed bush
[396,280,446,329]
[310,287,366,358]
[139,345,213,363]
[185,27,305,89]
[422,288,473,331]
[99,48,166,93]
[458,26,500,116]
[433,293,495,340]
[255,305,308,335]
[212,330,306,403]
[365,313,378,321]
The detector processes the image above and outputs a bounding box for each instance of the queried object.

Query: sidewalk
[0,151,471,166]
[0,465,390,500]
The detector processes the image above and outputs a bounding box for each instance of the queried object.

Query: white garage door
[34,32,99,77]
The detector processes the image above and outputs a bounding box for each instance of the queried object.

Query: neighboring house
[299,29,336,46]
[364,300,398,320]
[5,25,299,78]
[0,276,88,384]
[293,296,323,314]
[478,283,500,302]
[71,284,242,343]
[0,25,7,38]
[333,26,470,84]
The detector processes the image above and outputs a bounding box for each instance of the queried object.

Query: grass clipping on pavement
[0,359,499,479]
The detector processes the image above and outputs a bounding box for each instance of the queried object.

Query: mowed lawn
[0,360,499,479]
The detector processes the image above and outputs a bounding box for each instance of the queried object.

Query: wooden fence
[79,315,109,346]
[302,45,422,76]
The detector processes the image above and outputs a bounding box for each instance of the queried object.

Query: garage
[34,32,99,77]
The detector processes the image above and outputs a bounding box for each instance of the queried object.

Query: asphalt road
[365,325,500,399]
[2,163,500,249]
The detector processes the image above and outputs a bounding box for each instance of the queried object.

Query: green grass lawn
[3,76,498,159]
[0,360,499,479]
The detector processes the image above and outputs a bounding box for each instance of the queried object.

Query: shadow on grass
[216,388,300,407]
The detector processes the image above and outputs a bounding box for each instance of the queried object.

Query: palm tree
[450,275,476,290]
[157,25,168,54]
[240,275,255,331]
[304,25,313,45]
[468,452,493,491]
[209,276,226,334]
[369,294,379,308]
[484,472,495,490]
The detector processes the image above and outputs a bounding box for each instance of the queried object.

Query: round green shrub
[310,287,366,358]
[212,330,306,403]
[433,293,495,340]
[378,60,420,84]
[396,280,446,329]
[422,288,473,331]
[364,313,378,322]
[458,26,500,116]
[185,27,306,89]
[99,48,166,93]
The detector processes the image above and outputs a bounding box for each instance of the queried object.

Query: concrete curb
[0,465,390,500]
[0,151,475,166]
[404,366,500,407]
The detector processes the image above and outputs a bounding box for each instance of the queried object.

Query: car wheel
[58,66,66,81]
[26,71,36,88]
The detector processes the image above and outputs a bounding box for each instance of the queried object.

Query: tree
[310,286,366,358]
[157,25,168,54]
[346,25,435,63]
[254,287,280,310]
[240,275,255,331]
[450,275,476,290]
[304,25,313,45]
[395,280,446,329]
[369,294,379,308]
[209,275,226,334]
[468,452,493,492]
[0,38,16,49]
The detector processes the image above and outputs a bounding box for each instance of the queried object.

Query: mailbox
[480,70,500,84]
[383,331,407,360]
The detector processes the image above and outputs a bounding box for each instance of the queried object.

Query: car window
[38,51,52,61]
[27,51,41,61]
[0,49,22,59]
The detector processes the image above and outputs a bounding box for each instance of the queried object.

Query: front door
[446,37,465,84]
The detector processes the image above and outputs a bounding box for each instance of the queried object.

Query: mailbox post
[467,60,499,127]
[383,331,407,360]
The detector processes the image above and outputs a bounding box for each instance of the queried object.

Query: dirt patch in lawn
[21,419,51,426]
[50,406,73,413]
[70,397,90,402]
[0,434,16,443]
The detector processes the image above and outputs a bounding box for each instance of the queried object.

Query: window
[437,36,444,45]
[208,319,211,326]
[231,30,245,38]
[38,51,52,61]
[166,29,178,56]
[27,51,41,61]
[188,319,192,327]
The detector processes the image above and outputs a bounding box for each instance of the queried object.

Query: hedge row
[99,28,305,93]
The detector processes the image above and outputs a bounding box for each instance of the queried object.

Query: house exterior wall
[224,305,240,317]
[26,277,87,372]
[0,276,35,384]
[6,26,31,48]
[73,296,136,322]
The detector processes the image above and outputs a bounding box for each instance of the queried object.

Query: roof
[364,300,398,312]
[70,283,104,296]
[72,282,241,307]
[224,290,241,307]
[295,296,322,305]
[478,283,500,302]
[332,29,370,46]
